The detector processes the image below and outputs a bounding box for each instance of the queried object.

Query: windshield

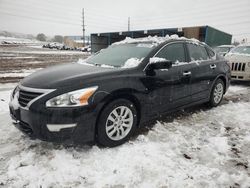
[231,46,250,55]
[214,47,231,53]
[86,43,154,67]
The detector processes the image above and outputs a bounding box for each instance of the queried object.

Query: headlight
[46,86,98,107]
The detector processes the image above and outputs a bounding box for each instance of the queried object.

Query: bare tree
[36,33,46,41]
[53,35,63,43]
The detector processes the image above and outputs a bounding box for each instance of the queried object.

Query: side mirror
[148,60,172,70]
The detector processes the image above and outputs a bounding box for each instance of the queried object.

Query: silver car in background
[214,45,235,57]
[225,44,250,81]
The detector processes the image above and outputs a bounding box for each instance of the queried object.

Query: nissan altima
[9,37,231,147]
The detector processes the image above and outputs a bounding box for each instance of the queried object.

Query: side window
[187,43,209,61]
[206,47,215,58]
[155,43,186,63]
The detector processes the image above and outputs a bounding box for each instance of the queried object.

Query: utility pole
[128,17,130,32]
[82,8,85,46]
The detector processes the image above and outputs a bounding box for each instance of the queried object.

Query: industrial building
[90,25,232,52]
[65,35,90,47]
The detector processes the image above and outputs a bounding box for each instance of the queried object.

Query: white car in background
[225,44,250,81]
[214,45,235,56]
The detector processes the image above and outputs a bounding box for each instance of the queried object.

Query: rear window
[187,43,209,61]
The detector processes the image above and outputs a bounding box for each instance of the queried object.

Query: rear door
[186,43,218,102]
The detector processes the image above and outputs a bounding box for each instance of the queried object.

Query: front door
[143,42,193,115]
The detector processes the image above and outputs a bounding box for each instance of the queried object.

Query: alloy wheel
[213,83,224,104]
[105,106,133,141]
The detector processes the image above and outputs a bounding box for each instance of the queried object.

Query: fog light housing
[47,124,77,132]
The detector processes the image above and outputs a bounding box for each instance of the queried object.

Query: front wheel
[209,79,225,107]
[97,99,138,147]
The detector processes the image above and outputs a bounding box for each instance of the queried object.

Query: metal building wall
[90,26,232,53]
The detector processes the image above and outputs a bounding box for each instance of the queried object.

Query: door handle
[210,64,217,69]
[183,71,191,76]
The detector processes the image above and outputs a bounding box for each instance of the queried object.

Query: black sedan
[9,38,231,147]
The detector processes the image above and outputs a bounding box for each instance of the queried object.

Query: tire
[209,79,225,107]
[97,99,138,147]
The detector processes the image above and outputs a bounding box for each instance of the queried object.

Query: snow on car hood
[225,53,250,62]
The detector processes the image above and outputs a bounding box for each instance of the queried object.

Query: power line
[1,0,250,38]
[132,1,249,22]
[2,0,250,27]
[4,0,249,23]
[0,11,82,27]
[131,8,250,26]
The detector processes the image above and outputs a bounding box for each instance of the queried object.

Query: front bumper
[9,99,97,144]
[231,71,250,81]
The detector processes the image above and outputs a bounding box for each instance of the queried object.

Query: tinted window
[206,47,215,58]
[155,43,185,63]
[187,43,209,61]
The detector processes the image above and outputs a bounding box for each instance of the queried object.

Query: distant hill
[0,30,36,40]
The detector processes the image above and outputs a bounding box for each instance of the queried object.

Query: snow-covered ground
[0,84,250,188]
[0,69,41,78]
[2,50,88,55]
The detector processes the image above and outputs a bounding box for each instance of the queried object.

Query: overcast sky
[0,0,249,41]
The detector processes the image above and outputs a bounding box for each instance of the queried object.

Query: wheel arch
[94,88,142,137]
[211,74,228,94]
[216,75,227,94]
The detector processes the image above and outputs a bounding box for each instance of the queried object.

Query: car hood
[20,63,114,89]
[225,53,250,62]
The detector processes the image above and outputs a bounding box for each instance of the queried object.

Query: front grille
[231,62,246,72]
[18,89,43,107]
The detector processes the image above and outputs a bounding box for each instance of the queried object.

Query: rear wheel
[97,99,138,147]
[209,79,225,107]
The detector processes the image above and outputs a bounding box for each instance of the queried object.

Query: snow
[0,69,41,78]
[77,59,115,68]
[77,58,142,69]
[0,85,250,187]
[122,58,143,68]
[149,57,167,63]
[0,36,40,44]
[217,45,235,48]
[0,90,12,115]
[149,57,203,68]
[112,34,201,46]
[4,50,86,55]
[100,64,115,68]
